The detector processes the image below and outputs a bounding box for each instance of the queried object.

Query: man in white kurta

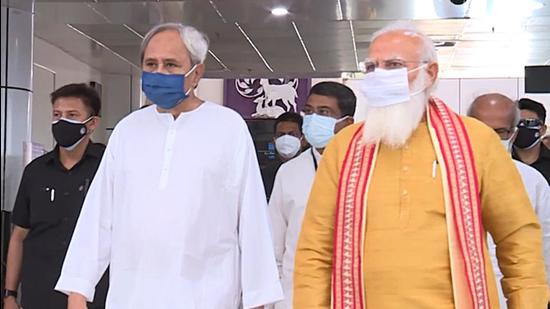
[269,82,357,308]
[55,23,282,309]
[469,93,550,307]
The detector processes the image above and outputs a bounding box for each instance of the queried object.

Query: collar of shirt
[152,101,208,125]
[539,144,550,162]
[45,141,105,169]
[312,147,322,161]
[512,143,550,164]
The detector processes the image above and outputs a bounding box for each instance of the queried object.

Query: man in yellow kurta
[293,22,549,309]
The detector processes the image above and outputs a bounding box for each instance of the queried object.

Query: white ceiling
[9,0,550,78]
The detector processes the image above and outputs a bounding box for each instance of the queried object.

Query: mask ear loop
[408,62,430,97]
[183,64,198,95]
[336,115,352,123]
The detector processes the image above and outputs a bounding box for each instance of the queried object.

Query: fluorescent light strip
[209,0,228,23]
[336,0,344,20]
[349,20,360,71]
[66,24,140,69]
[291,21,316,71]
[208,49,230,71]
[86,3,112,23]
[33,63,56,74]
[123,24,144,39]
[235,22,274,72]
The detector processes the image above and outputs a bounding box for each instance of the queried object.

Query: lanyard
[311,148,318,171]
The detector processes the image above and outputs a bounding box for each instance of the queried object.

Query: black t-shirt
[11,142,109,309]
[513,143,550,185]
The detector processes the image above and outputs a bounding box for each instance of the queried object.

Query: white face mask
[501,138,513,153]
[275,135,301,159]
[360,64,428,108]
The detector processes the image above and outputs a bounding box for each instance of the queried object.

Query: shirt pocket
[29,185,59,225]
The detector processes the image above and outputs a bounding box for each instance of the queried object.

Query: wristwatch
[2,289,17,299]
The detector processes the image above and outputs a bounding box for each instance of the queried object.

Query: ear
[190,63,205,88]
[542,124,548,135]
[426,62,439,87]
[345,117,355,126]
[86,116,100,134]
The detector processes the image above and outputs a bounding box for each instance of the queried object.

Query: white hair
[371,21,438,63]
[140,23,209,65]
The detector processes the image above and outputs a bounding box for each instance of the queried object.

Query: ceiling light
[468,0,544,18]
[525,0,545,10]
[271,7,289,16]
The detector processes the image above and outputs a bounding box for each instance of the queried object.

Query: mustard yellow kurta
[294,117,549,309]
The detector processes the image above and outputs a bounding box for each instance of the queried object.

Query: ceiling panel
[19,0,549,78]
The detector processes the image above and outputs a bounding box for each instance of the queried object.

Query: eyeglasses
[518,118,543,129]
[361,58,429,73]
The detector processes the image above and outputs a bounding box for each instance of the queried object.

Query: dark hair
[274,112,303,133]
[518,98,546,122]
[309,82,356,117]
[50,83,101,116]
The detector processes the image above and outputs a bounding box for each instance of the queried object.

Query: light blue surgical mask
[303,114,348,149]
[141,65,197,110]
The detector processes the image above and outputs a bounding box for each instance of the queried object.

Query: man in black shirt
[261,112,305,200]
[3,83,108,309]
[512,98,550,184]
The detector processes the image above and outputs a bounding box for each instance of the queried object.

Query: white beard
[362,70,431,148]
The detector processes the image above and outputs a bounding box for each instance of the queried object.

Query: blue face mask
[141,65,197,110]
[303,114,347,149]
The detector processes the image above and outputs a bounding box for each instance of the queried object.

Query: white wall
[32,37,106,148]
[191,77,550,126]
[102,74,133,130]
[196,79,224,105]
[33,57,549,149]
[31,64,56,150]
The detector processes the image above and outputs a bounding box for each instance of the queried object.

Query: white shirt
[268,148,321,309]
[55,103,283,309]
[489,159,550,308]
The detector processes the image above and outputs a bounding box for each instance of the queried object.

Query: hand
[3,296,20,309]
[67,292,88,309]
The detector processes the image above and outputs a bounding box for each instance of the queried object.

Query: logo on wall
[224,78,311,119]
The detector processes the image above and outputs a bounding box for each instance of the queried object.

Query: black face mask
[513,127,541,149]
[52,118,92,149]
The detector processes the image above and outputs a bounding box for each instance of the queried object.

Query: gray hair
[140,23,209,66]
[371,21,438,63]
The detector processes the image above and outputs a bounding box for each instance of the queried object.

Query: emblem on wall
[224,78,311,119]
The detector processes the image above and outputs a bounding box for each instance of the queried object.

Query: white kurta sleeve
[535,180,550,286]
[55,133,116,301]
[237,126,283,308]
[268,170,288,278]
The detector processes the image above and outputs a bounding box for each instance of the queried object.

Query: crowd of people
[3,20,549,309]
